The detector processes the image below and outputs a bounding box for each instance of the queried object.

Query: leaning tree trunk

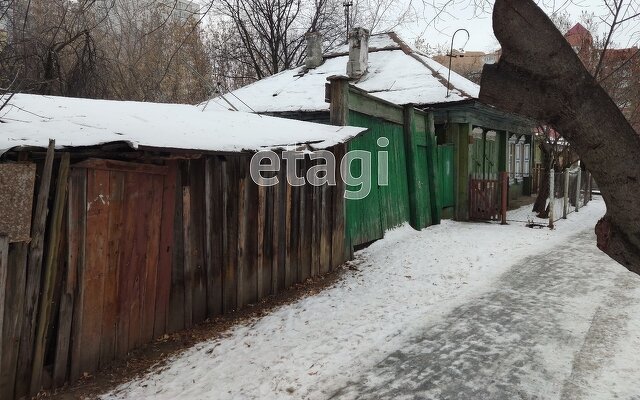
[480,0,640,274]
[532,141,552,216]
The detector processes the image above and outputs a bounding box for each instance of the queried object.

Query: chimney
[305,31,323,69]
[346,27,370,79]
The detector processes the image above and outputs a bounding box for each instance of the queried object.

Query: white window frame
[508,135,517,183]
[523,143,531,177]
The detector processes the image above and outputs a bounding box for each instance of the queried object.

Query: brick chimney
[346,27,370,79]
[305,31,323,69]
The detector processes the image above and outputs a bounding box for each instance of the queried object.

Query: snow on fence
[507,167,593,228]
[548,167,592,227]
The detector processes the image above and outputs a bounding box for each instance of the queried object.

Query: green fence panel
[346,111,410,246]
[411,124,432,229]
[437,144,455,208]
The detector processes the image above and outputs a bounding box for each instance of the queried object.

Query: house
[563,23,640,133]
[432,49,501,84]
[210,29,535,221]
[0,93,365,399]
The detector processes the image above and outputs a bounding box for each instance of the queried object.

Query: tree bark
[480,0,640,274]
[532,141,551,216]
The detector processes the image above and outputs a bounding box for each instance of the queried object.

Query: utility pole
[343,1,353,43]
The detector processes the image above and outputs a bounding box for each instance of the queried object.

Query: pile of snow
[100,198,631,400]
[0,94,366,155]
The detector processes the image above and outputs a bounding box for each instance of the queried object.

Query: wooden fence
[0,143,348,399]
[327,77,441,247]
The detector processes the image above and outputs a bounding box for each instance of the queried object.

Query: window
[483,54,496,64]
[515,142,521,181]
[523,144,531,177]
[508,135,517,182]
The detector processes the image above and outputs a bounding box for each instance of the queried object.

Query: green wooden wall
[346,112,410,246]
[326,80,443,249]
[437,144,455,208]
[345,110,441,247]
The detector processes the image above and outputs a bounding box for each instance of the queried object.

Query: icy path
[102,197,640,400]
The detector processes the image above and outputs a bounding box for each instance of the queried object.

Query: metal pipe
[446,28,470,98]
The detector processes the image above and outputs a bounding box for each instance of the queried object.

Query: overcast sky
[392,0,640,52]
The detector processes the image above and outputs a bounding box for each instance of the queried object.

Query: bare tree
[0,0,212,103]
[0,0,109,97]
[215,0,344,80]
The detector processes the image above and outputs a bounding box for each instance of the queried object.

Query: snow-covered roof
[0,94,366,155]
[208,32,480,113]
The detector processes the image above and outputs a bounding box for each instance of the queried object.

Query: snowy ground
[101,197,640,400]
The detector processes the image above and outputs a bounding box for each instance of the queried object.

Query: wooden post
[327,76,351,257]
[403,105,419,229]
[500,172,508,225]
[549,169,555,229]
[15,139,55,398]
[327,76,350,126]
[30,153,70,395]
[575,168,582,212]
[0,234,8,372]
[426,112,442,225]
[585,172,591,205]
[450,123,471,221]
[563,168,570,219]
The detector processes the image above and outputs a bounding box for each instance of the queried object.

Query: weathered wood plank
[30,153,70,395]
[222,158,237,313]
[311,182,321,278]
[297,163,310,282]
[256,184,266,300]
[77,168,110,376]
[244,175,259,306]
[98,170,124,368]
[331,144,347,268]
[168,164,185,332]
[301,166,314,280]
[0,242,28,399]
[188,159,207,324]
[289,170,301,285]
[261,184,273,297]
[126,173,154,352]
[15,140,55,398]
[73,158,168,175]
[140,175,164,343]
[0,235,8,379]
[52,174,81,385]
[181,183,194,329]
[270,166,282,295]
[236,170,247,309]
[205,157,223,317]
[319,182,332,274]
[114,172,141,357]
[154,162,177,337]
[68,169,87,382]
[284,175,293,288]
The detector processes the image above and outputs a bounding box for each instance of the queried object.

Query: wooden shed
[0,94,365,399]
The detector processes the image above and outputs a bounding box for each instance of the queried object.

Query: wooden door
[66,159,175,380]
